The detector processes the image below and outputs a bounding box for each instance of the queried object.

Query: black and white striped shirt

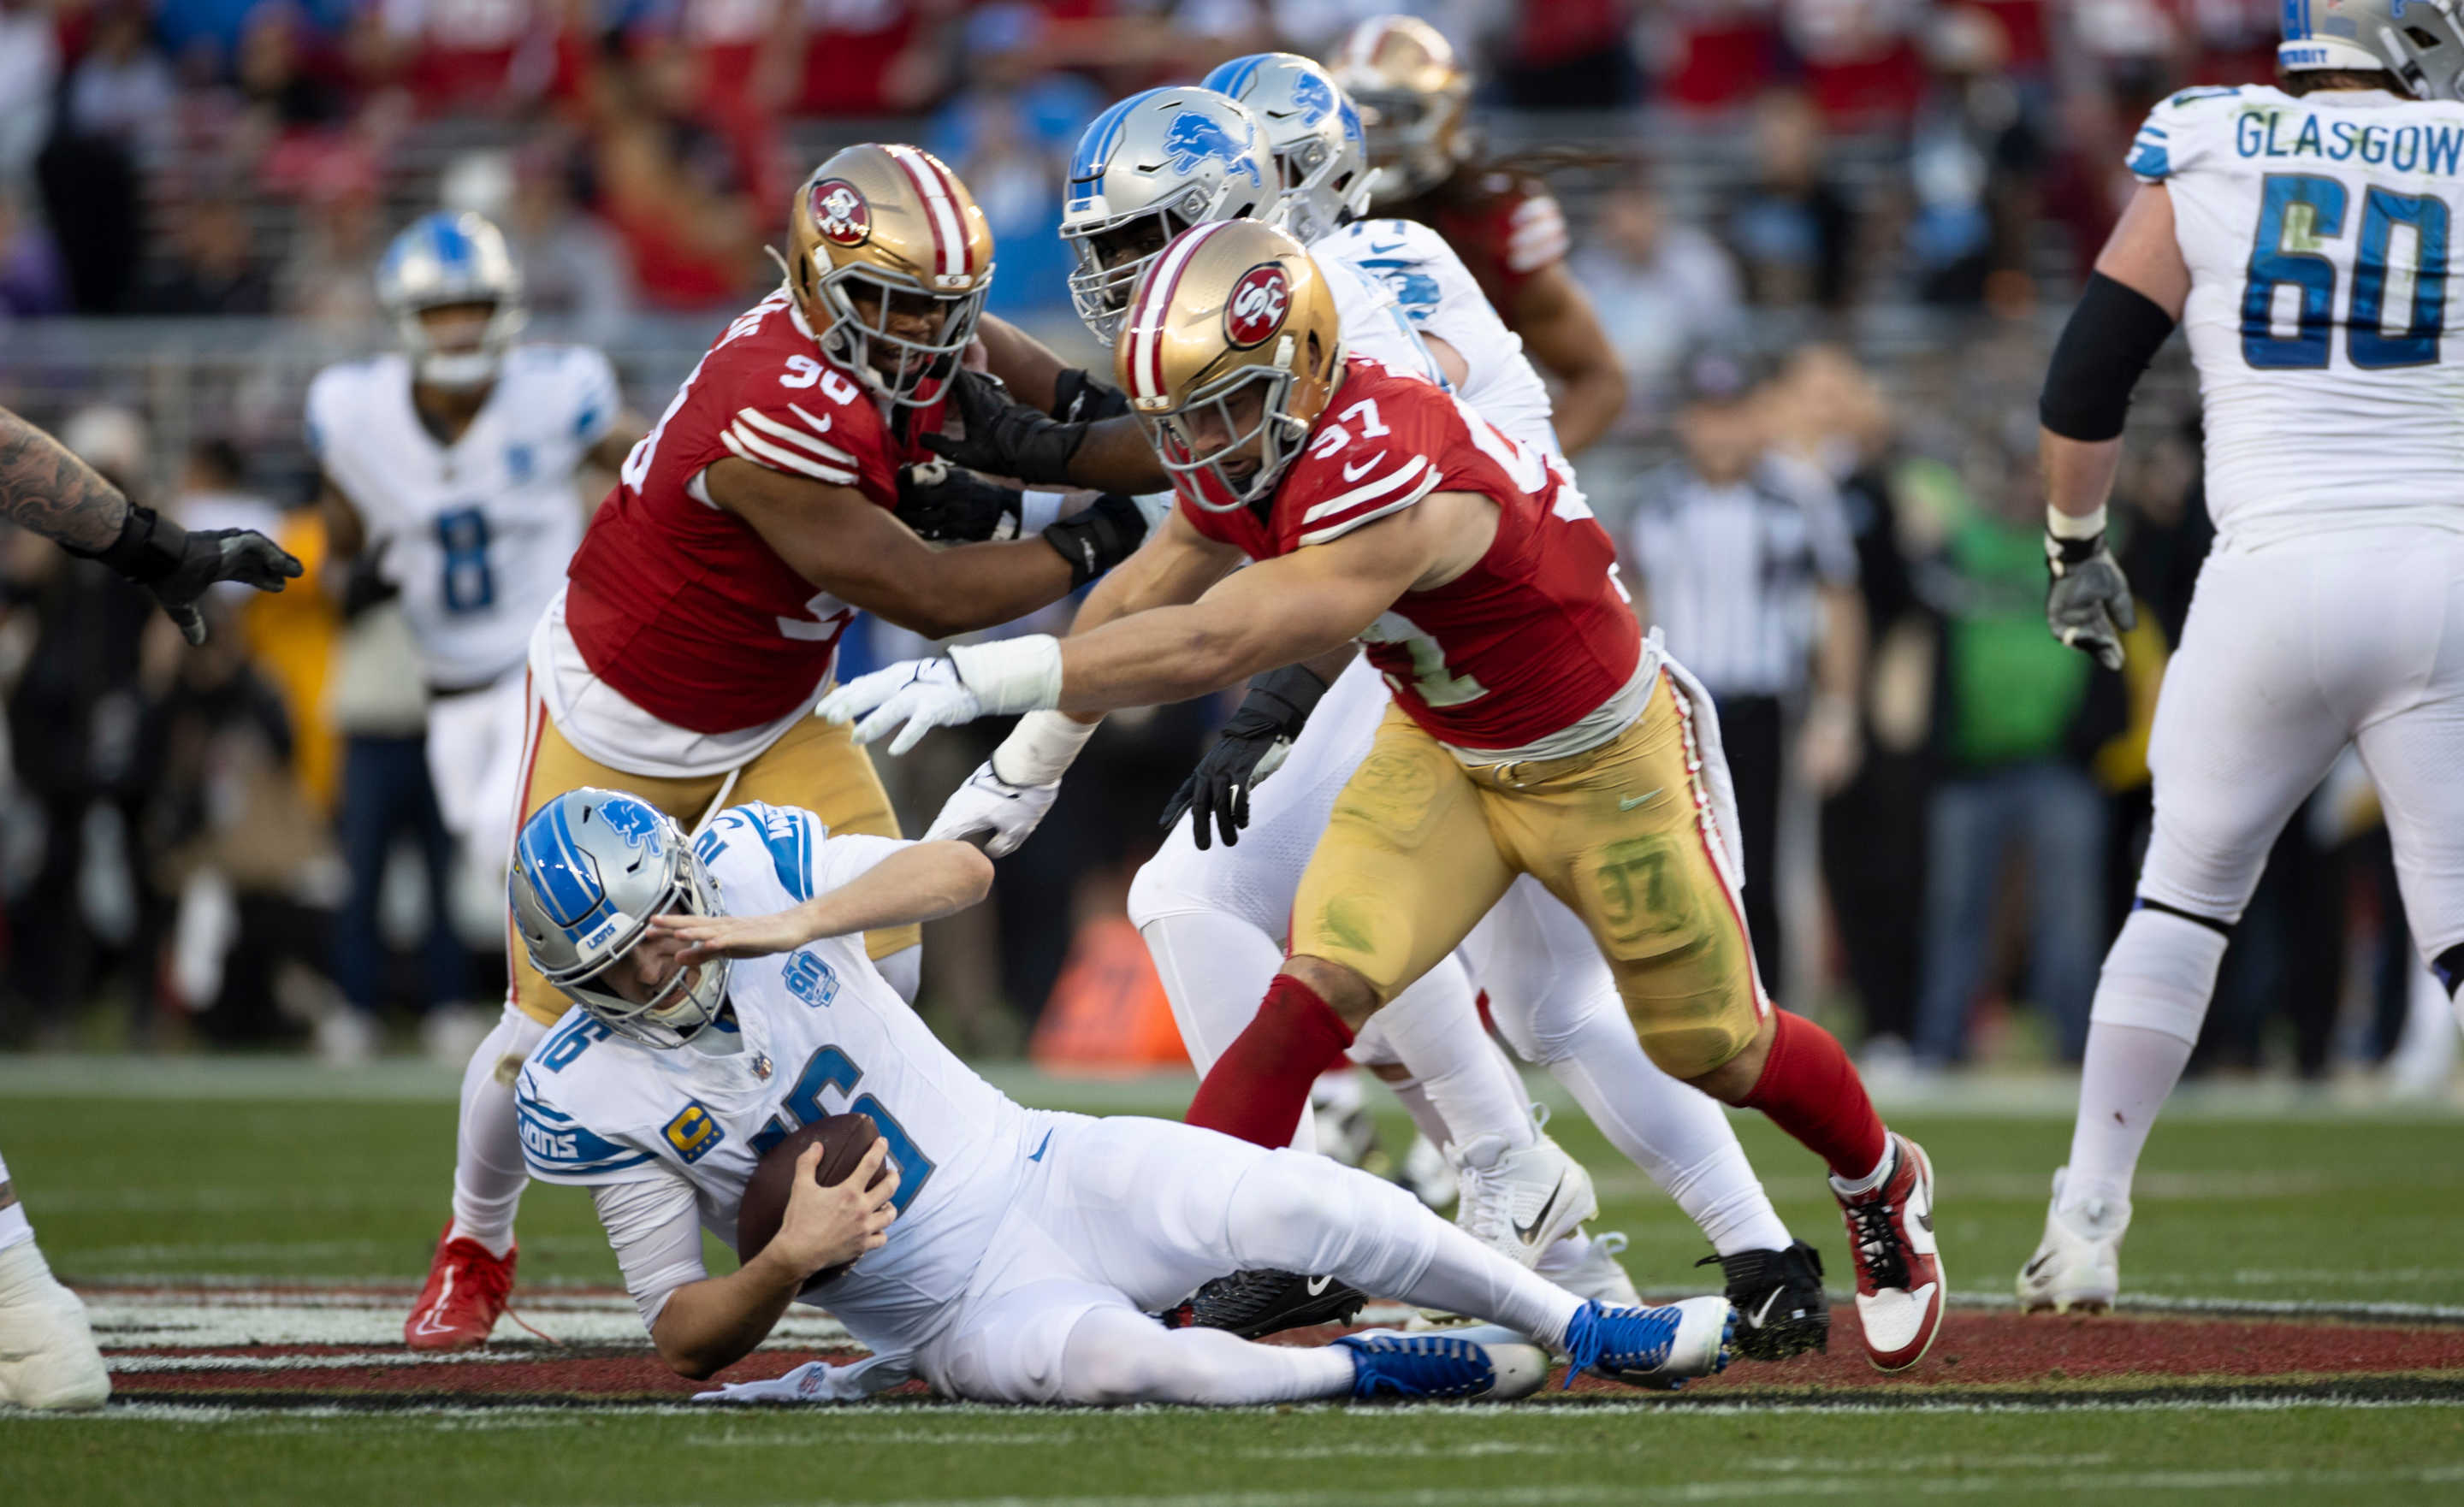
[1624,456,1858,700]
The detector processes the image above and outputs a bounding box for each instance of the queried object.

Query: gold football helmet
[785,144,996,406]
[1113,220,1344,512]
[1327,14,1472,206]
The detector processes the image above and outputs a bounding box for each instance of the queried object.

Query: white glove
[690,1352,915,1404]
[819,637,1065,755]
[927,759,1062,857]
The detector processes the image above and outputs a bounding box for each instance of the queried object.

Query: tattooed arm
[0,405,128,550]
[0,405,304,645]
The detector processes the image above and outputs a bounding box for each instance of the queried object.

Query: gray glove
[2046,532,2136,672]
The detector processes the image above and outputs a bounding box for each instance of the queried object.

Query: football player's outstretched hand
[767,1141,897,1279]
[152,528,305,646]
[820,659,985,754]
[894,458,1023,542]
[653,907,814,963]
[2045,533,2137,672]
[926,759,1061,858]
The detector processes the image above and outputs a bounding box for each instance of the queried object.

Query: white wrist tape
[949,635,1065,715]
[990,709,1099,786]
[2047,504,2108,541]
[1020,490,1068,535]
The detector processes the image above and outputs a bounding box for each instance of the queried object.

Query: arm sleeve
[590,1176,708,1331]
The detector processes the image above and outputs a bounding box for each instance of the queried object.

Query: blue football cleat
[1560,1297,1736,1390]
[1334,1333,1547,1401]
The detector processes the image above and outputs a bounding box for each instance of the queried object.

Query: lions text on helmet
[1116,221,1346,511]
[378,211,527,391]
[510,789,732,1049]
[785,144,997,406]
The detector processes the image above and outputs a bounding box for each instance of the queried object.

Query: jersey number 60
[2243,173,2449,369]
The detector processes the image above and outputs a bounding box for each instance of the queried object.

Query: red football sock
[1740,1009,1889,1181]
[1185,973,1357,1149]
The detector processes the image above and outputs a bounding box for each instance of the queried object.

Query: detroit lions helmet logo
[1161,112,1264,188]
[1225,263,1291,347]
[595,796,666,853]
[1291,71,1336,126]
[809,180,871,246]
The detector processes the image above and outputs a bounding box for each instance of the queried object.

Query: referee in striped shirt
[1623,346,1867,989]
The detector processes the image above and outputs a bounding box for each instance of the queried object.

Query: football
[733,1113,888,1291]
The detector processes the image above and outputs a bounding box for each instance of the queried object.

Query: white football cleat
[1537,1229,1644,1307]
[1397,1132,1456,1210]
[1452,1128,1598,1269]
[0,1239,110,1411]
[2017,1167,2128,1315]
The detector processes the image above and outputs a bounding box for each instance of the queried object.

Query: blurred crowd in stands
[0,0,2449,1093]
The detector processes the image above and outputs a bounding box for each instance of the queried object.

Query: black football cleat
[1161,1269,1368,1339]
[1699,1239,1830,1361]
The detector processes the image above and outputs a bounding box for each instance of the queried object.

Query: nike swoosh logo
[1029,1130,1052,1162]
[1342,452,1388,482]
[412,1269,457,1335]
[1748,1287,1785,1329]
[2022,1252,2052,1279]
[1618,789,1663,811]
[1368,239,1407,254]
[1512,1177,1565,1245]
[1916,1207,1933,1234]
[1306,1274,1336,1297]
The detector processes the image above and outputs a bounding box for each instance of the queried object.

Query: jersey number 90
[2243,173,2450,369]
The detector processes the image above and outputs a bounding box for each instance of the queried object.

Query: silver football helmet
[509,789,729,1049]
[376,211,527,390]
[2281,0,2464,101]
[1202,53,1376,246]
[1061,86,1276,345]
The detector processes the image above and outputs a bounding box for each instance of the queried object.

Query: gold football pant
[1288,674,1769,1080]
[505,694,913,1025]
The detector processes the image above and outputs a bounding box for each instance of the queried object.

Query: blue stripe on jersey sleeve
[2128,138,2171,180]
[707,801,820,903]
[516,1095,652,1178]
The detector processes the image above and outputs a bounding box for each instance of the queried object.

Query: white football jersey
[514,801,1031,1357]
[1313,217,1559,456]
[306,346,616,687]
[2135,86,2464,547]
[1312,248,1446,387]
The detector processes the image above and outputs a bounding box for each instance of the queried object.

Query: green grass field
[3,1062,2462,1504]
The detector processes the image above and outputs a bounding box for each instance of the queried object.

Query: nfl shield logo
[751,1052,773,1081]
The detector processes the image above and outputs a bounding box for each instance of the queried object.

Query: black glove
[1158,662,1330,850]
[339,540,401,621]
[1051,367,1132,424]
[67,504,303,647]
[1041,493,1148,588]
[2046,530,2137,672]
[921,369,1090,485]
[896,458,1026,542]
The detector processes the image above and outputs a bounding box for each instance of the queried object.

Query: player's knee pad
[2087,904,2231,1043]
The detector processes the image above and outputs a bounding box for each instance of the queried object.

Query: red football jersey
[1423,174,1570,320]
[1178,358,1639,753]
[566,289,941,734]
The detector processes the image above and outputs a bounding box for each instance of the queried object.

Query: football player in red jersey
[1328,14,1626,454]
[823,222,1946,1374]
[403,142,1150,1353]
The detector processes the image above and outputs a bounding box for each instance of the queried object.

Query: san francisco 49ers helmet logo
[1224,263,1291,348]
[809,179,871,246]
